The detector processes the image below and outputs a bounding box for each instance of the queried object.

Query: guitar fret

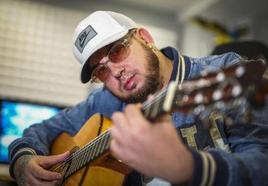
[80,151,88,171]
[157,99,165,117]
[143,108,150,120]
[71,148,88,175]
[96,137,103,157]
[94,139,101,158]
[70,158,77,176]
[72,155,80,173]
[65,164,72,178]
[98,134,106,155]
[65,166,72,179]
[86,145,93,163]
[73,156,80,173]
[91,141,97,160]
[67,156,78,177]
[62,159,72,180]
[98,135,105,153]
[82,147,88,167]
[101,132,107,151]
[77,151,84,171]
[151,99,160,119]
[81,149,87,167]
[105,132,111,150]
[79,151,85,169]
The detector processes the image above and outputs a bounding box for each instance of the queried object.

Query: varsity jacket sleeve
[8,88,124,178]
[8,97,93,178]
[188,120,268,186]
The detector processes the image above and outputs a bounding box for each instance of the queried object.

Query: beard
[117,47,163,104]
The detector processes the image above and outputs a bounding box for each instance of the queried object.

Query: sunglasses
[90,30,136,83]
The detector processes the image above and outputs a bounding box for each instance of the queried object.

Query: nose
[106,61,125,78]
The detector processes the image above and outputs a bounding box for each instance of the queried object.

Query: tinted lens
[92,65,110,82]
[90,32,133,83]
[108,42,130,62]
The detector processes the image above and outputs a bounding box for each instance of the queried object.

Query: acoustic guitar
[50,59,268,186]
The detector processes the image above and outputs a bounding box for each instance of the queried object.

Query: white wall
[0,0,179,106]
[0,0,88,106]
[180,22,215,57]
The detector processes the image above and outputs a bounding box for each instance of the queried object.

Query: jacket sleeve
[189,52,242,79]
[188,120,268,186]
[8,87,125,178]
[8,89,100,178]
[187,63,268,185]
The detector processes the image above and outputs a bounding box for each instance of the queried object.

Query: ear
[136,28,155,44]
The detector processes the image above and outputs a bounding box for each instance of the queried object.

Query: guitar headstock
[142,59,267,121]
[169,59,266,115]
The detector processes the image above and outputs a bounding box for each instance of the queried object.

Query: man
[8,11,268,186]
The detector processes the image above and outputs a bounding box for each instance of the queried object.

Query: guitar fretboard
[53,87,171,180]
[52,130,111,179]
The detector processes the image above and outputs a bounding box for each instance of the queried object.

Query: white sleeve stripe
[200,151,209,186]
[13,147,37,159]
[207,152,216,186]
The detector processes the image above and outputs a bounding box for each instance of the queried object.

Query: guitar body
[50,114,130,186]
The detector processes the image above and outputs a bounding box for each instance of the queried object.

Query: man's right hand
[13,151,70,186]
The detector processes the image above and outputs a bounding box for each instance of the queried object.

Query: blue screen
[0,100,60,163]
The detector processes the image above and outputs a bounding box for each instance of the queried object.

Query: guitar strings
[52,130,111,172]
[52,85,171,173]
[142,86,168,110]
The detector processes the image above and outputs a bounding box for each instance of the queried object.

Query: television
[0,99,62,163]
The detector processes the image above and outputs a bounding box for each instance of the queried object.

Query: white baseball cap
[72,11,137,83]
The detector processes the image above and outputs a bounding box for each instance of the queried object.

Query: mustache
[119,71,140,82]
[120,71,147,79]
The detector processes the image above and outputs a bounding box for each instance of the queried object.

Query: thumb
[40,151,70,168]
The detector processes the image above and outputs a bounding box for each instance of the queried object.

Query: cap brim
[81,59,92,83]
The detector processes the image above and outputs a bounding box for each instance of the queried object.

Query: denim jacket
[9,47,268,186]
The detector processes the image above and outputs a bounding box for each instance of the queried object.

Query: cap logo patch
[75,25,97,53]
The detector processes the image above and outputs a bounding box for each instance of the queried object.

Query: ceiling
[106,0,217,20]
[107,0,268,23]
[32,0,268,25]
[108,0,200,13]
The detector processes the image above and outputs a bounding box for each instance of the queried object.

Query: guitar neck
[54,94,171,179]
[141,87,170,121]
[52,130,111,180]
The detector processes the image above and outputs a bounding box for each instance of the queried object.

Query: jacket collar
[160,46,191,82]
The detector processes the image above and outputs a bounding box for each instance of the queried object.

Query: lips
[123,75,136,91]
